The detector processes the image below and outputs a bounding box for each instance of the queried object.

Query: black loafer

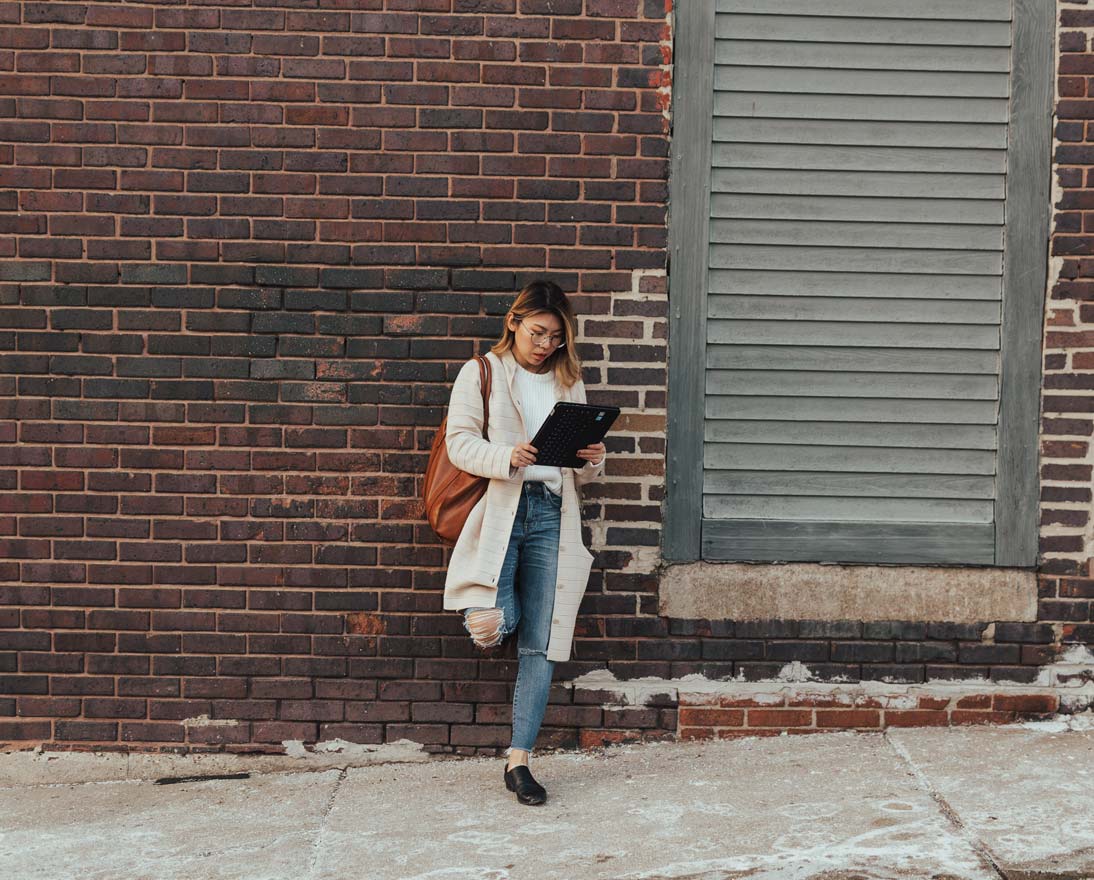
[504,764,547,805]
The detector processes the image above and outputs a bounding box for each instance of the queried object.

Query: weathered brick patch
[677,691,1063,740]
[571,646,1094,742]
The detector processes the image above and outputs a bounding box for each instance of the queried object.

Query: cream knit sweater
[512,362,563,494]
[442,350,606,661]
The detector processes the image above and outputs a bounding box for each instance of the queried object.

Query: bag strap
[476,354,492,441]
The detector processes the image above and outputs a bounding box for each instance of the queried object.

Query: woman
[442,279,606,806]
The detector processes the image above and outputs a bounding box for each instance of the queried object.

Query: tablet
[528,402,620,468]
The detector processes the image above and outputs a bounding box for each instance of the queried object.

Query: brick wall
[0,0,1091,755]
[1042,3,1094,652]
[0,0,673,753]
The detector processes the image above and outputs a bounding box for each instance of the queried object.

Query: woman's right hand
[510,443,537,469]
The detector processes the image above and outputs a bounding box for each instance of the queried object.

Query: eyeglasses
[518,320,566,349]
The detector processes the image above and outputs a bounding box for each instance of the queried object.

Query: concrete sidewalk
[1,719,1093,880]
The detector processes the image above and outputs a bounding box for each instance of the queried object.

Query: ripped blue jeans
[462,481,561,754]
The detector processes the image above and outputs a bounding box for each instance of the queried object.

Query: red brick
[884,710,950,728]
[186,723,250,745]
[956,695,992,709]
[253,721,318,743]
[0,720,52,740]
[951,710,1018,726]
[747,709,813,728]
[815,710,882,729]
[121,722,186,742]
[992,694,1058,714]
[17,697,81,717]
[787,694,845,708]
[719,694,786,708]
[917,696,951,710]
[716,729,786,740]
[318,723,384,744]
[55,721,119,741]
[579,728,646,748]
[677,707,744,727]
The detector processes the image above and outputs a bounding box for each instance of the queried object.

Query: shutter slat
[703,496,993,522]
[704,443,995,474]
[704,421,998,450]
[705,370,997,400]
[715,119,1008,149]
[708,319,999,348]
[706,473,994,502]
[712,194,1004,225]
[716,14,1011,47]
[715,0,1011,21]
[710,219,1003,250]
[714,66,1009,98]
[709,270,1001,300]
[716,40,1011,72]
[706,396,999,423]
[709,245,1002,275]
[708,294,1000,324]
[715,92,1008,123]
[707,472,994,498]
[706,344,999,373]
[712,169,1005,199]
[713,143,1005,174]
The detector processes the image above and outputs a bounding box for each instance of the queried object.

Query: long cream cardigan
[442,349,605,662]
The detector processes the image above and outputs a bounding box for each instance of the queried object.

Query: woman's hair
[491,279,582,386]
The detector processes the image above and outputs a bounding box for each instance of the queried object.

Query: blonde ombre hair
[491,280,582,387]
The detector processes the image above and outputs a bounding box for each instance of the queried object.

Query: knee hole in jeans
[466,607,505,649]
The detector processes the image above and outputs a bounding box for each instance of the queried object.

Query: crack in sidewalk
[306,766,349,880]
[883,730,1008,880]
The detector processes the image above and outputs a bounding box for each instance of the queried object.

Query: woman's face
[507,310,565,372]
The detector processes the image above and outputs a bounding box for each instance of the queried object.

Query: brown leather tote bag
[422,354,492,545]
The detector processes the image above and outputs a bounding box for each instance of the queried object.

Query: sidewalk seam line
[306,765,348,880]
[883,729,1008,880]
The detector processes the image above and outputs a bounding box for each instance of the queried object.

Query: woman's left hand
[575,442,605,466]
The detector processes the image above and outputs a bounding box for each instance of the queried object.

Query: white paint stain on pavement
[5,729,1093,880]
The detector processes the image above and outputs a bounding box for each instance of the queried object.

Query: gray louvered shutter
[667,0,1051,565]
